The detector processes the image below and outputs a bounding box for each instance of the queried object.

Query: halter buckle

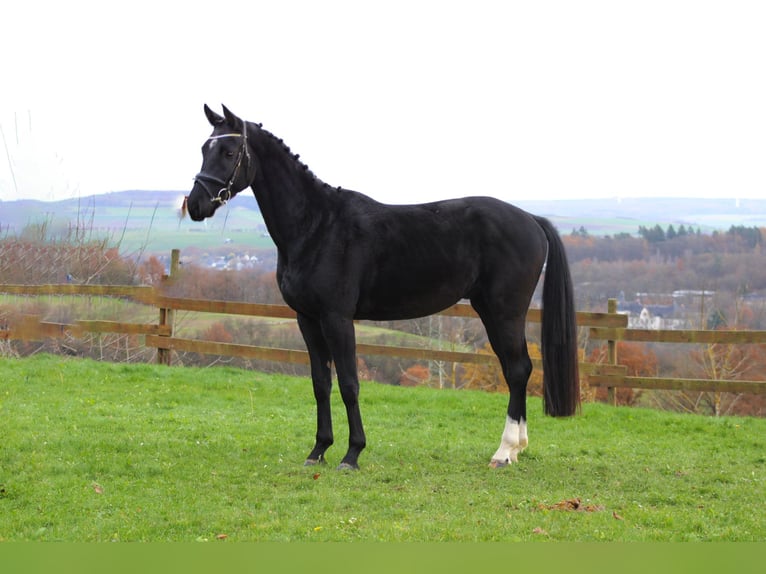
[214,187,232,204]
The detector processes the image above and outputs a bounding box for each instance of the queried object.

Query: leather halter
[193,131,251,205]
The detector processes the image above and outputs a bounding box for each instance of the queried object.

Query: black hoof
[336,462,359,471]
[304,455,327,466]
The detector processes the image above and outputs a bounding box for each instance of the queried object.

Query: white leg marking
[490,415,527,466]
[519,418,528,451]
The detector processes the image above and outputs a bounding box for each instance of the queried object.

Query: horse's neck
[249,126,330,251]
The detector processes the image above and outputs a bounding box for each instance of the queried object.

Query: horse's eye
[225,150,235,158]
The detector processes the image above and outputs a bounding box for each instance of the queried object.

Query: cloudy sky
[1,0,764,204]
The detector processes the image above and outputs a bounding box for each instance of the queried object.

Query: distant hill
[1,191,763,255]
[0,190,268,255]
[0,190,261,231]
[513,196,766,235]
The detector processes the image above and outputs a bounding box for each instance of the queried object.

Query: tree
[137,255,166,285]
[727,225,762,249]
[653,338,766,417]
[666,224,677,240]
[202,321,234,344]
[460,343,502,392]
[399,363,430,387]
[588,341,657,406]
[459,342,543,394]
[638,225,666,243]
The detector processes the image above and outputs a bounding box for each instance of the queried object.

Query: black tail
[534,216,580,416]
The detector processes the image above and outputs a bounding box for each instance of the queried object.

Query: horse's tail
[533,216,581,417]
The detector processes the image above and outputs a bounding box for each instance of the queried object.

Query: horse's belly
[355,278,468,321]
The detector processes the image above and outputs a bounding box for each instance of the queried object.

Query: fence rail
[2,249,766,399]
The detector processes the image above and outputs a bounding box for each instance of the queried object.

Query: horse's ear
[222,105,243,130]
[204,104,225,127]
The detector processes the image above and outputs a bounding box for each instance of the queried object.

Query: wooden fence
[2,249,766,399]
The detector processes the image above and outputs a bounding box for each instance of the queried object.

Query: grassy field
[118,227,275,257]
[1,355,764,542]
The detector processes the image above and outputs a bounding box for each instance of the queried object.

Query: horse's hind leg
[472,299,532,467]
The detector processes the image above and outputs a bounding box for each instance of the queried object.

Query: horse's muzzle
[185,183,216,221]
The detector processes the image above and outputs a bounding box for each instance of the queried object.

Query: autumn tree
[399,363,430,387]
[163,264,283,303]
[0,238,135,284]
[459,343,501,392]
[459,342,543,395]
[137,256,166,285]
[589,341,658,406]
[201,321,234,344]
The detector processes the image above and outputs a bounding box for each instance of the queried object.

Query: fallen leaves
[536,498,626,520]
[539,497,603,512]
[531,497,625,535]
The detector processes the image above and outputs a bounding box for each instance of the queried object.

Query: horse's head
[185,104,257,221]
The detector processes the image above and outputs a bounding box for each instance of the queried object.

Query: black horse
[186,105,579,470]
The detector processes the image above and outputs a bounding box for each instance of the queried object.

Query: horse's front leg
[297,313,334,466]
[320,313,366,470]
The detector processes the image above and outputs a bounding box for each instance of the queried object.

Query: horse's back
[348,195,548,320]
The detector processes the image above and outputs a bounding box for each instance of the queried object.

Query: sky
[1,0,764,205]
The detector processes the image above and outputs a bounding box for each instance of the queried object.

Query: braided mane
[252,122,342,192]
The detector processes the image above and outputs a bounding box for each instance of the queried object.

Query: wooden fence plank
[0,283,155,303]
[591,327,766,344]
[589,374,766,395]
[576,311,628,328]
[1,319,171,341]
[356,343,498,364]
[153,296,299,318]
[581,363,628,376]
[439,303,481,318]
[141,335,624,380]
[76,320,172,336]
[433,303,627,327]
[144,335,310,364]
[1,285,624,327]
[10,319,74,341]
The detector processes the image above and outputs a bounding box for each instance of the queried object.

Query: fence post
[607,297,618,406]
[157,248,180,366]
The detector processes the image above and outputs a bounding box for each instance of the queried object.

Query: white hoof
[490,416,527,466]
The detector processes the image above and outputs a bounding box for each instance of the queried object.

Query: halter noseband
[194,130,252,205]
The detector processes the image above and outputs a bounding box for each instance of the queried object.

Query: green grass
[1,355,764,541]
